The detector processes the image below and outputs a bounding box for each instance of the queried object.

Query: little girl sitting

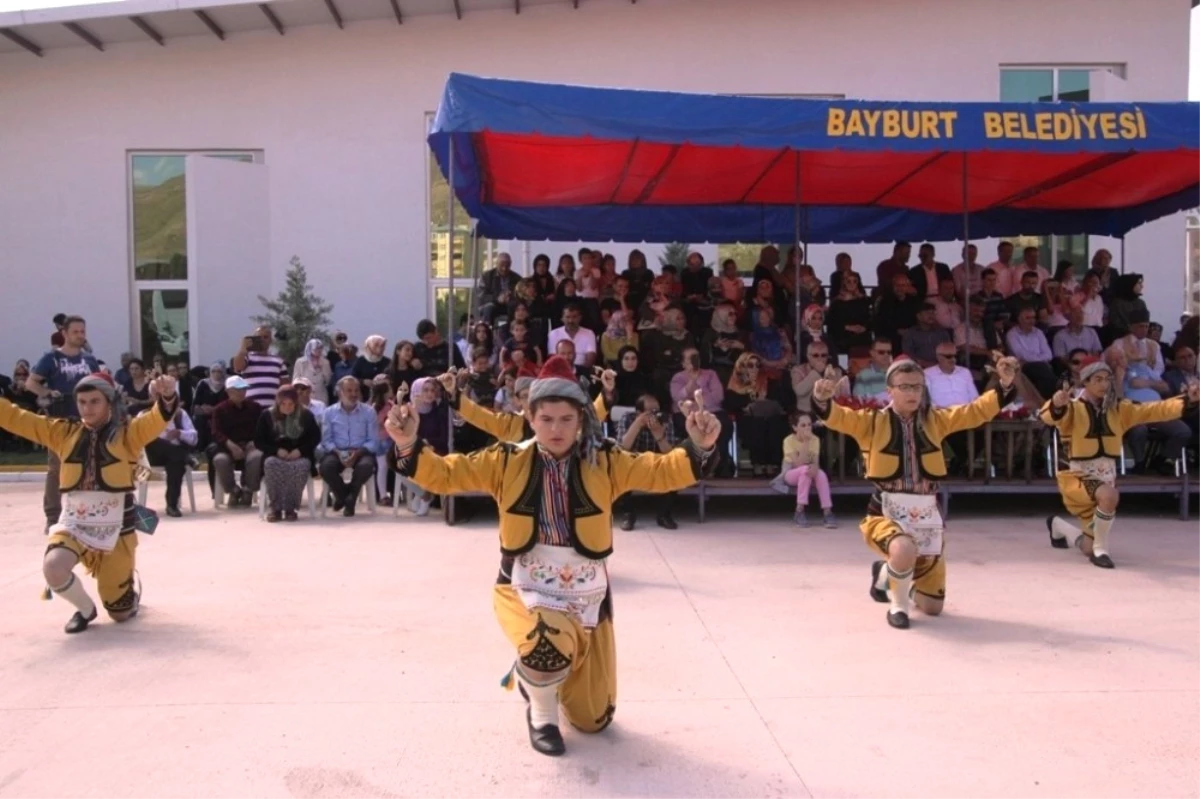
[773,411,836,528]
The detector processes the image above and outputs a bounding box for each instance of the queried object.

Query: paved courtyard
[0,483,1196,799]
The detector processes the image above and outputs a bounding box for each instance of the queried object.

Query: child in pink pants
[778,412,835,528]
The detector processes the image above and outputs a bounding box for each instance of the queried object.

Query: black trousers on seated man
[145,439,192,511]
[319,451,376,511]
[615,490,677,530]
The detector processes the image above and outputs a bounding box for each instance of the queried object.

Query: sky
[1,0,1198,100]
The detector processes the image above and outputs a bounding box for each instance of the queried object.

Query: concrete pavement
[0,484,1195,798]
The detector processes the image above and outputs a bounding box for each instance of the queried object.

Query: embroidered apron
[880,492,944,557]
[51,490,125,552]
[1069,457,1117,486]
[511,544,609,629]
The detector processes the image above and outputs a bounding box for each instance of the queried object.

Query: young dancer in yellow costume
[386,355,719,756]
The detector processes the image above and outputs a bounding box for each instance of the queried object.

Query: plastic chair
[319,469,377,517]
[136,467,197,513]
[214,471,259,508]
[258,474,318,519]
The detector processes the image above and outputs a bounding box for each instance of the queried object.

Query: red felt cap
[536,355,577,382]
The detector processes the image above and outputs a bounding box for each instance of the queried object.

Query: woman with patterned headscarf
[352,335,390,386]
[255,385,320,522]
[293,339,332,405]
[724,351,789,477]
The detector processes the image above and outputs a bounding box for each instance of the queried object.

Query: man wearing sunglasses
[812,353,1019,630]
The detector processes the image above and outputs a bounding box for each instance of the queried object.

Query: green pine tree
[659,242,691,271]
[253,256,334,364]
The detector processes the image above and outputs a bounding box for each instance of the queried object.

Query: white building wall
[0,0,1191,372]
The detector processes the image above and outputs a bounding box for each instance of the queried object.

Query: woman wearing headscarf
[611,346,649,410]
[699,302,748,387]
[352,335,390,387]
[798,304,836,365]
[255,385,320,522]
[1106,273,1148,341]
[827,272,873,359]
[599,310,638,368]
[293,339,332,404]
[191,362,228,453]
[370,375,397,505]
[724,351,789,477]
[401,377,450,516]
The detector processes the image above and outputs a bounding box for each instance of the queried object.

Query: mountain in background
[133,173,186,264]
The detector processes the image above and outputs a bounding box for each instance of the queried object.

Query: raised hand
[436,369,458,396]
[1051,385,1073,408]
[993,354,1020,389]
[599,368,617,394]
[149,374,178,400]
[812,378,837,404]
[385,402,419,448]
[1186,380,1199,404]
[685,389,720,450]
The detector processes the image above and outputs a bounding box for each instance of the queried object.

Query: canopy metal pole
[446,137,457,455]
[1119,236,1126,275]
[961,152,970,366]
[466,222,479,323]
[793,151,803,360]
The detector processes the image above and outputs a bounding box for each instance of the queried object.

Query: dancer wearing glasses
[1042,357,1198,568]
[811,354,1019,629]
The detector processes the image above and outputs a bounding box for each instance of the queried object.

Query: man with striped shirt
[232,326,288,406]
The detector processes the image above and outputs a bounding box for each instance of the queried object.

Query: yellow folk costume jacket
[1039,395,1188,460]
[815,387,1010,481]
[396,436,704,559]
[0,398,174,492]
[453,393,611,443]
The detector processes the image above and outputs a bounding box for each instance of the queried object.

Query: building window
[997,66,1124,279]
[128,150,261,363]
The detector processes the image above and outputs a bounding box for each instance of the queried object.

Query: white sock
[517,674,561,729]
[1051,516,1084,548]
[51,574,96,617]
[1091,509,1116,557]
[874,562,890,592]
[887,564,913,616]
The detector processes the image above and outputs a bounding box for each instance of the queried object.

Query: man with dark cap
[0,371,178,633]
[386,356,720,757]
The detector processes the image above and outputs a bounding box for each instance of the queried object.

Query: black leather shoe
[526,708,566,757]
[332,495,346,512]
[656,514,678,530]
[869,561,889,603]
[1090,553,1115,569]
[284,510,299,522]
[166,506,182,518]
[266,510,281,523]
[1047,516,1068,549]
[620,513,635,531]
[342,502,356,518]
[65,608,98,634]
[887,610,910,629]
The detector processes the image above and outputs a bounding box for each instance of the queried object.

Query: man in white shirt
[1000,247,1050,297]
[924,342,980,474]
[144,400,198,518]
[546,302,598,368]
[985,241,1014,294]
[931,277,963,332]
[952,244,985,301]
[293,377,327,425]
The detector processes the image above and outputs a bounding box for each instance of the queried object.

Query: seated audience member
[1052,304,1103,371]
[332,343,358,389]
[256,385,320,522]
[826,270,872,357]
[669,347,733,473]
[716,259,747,307]
[464,347,498,409]
[292,377,326,422]
[1042,280,1070,329]
[1121,357,1191,475]
[210,376,263,507]
[144,384,198,518]
[1164,345,1198,396]
[599,310,638,368]
[611,346,649,410]
[749,306,793,376]
[924,342,979,474]
[873,272,921,352]
[477,252,518,324]
[1005,271,1048,324]
[774,411,835,529]
[798,264,826,307]
[413,319,466,378]
[643,305,696,398]
[1053,259,1079,294]
[293,339,332,405]
[499,319,542,378]
[615,393,679,531]
[908,243,952,298]
[465,322,499,371]
[1117,310,1164,378]
[1000,246,1050,296]
[547,302,598,368]
[192,362,228,452]
[123,358,153,415]
[1107,273,1148,340]
[901,303,951,369]
[791,341,837,415]
[400,377,451,517]
[386,340,422,395]
[724,352,789,478]
[827,252,856,299]
[1077,272,1106,329]
[319,376,381,517]
[113,352,134,391]
[955,301,991,380]
[971,268,1009,349]
[1005,307,1058,399]
[680,250,716,334]
[930,277,964,332]
[797,304,835,365]
[853,338,893,403]
[700,303,748,387]
[952,244,985,300]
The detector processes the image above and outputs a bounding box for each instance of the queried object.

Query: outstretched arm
[606,439,710,499]
[394,438,506,497]
[0,397,71,452]
[454,392,527,442]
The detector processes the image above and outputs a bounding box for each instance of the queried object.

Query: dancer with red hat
[0,371,179,633]
[811,353,1020,630]
[1042,355,1198,568]
[385,355,720,756]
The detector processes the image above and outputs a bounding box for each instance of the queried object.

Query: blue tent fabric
[428,73,1200,243]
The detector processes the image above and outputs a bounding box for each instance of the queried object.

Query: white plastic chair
[258,474,319,520]
[214,471,259,509]
[319,469,377,517]
[136,467,197,513]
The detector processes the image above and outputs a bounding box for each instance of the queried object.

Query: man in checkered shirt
[615,392,678,530]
